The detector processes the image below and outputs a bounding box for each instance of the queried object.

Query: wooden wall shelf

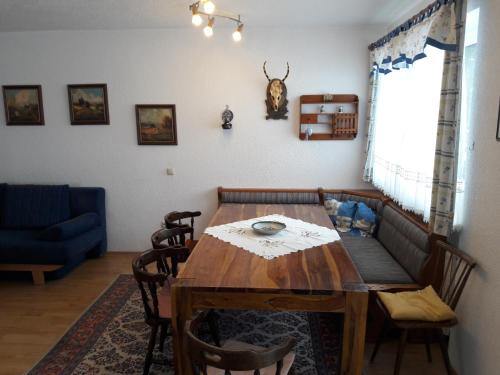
[299,94,359,141]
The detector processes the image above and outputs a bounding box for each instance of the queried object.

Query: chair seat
[207,340,295,375]
[186,239,198,251]
[148,277,176,319]
[377,286,456,322]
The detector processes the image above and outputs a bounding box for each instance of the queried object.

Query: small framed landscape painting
[496,97,500,141]
[2,85,44,125]
[67,84,110,125]
[135,104,178,145]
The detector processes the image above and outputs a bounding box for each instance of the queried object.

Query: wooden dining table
[171,203,368,375]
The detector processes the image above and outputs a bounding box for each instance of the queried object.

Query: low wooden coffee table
[171,203,368,375]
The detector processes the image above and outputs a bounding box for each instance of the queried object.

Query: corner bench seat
[218,187,440,290]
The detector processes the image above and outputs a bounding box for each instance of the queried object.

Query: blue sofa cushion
[38,213,99,241]
[0,227,105,264]
[1,185,71,229]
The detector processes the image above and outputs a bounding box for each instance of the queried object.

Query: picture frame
[67,84,110,125]
[2,85,44,125]
[135,104,178,145]
[496,97,500,141]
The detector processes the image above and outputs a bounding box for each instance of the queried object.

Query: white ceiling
[0,0,424,32]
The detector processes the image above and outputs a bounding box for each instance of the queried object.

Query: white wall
[0,26,377,250]
[449,0,500,374]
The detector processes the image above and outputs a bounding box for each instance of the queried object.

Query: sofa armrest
[38,213,99,241]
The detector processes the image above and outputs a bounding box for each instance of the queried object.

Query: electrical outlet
[166,168,175,176]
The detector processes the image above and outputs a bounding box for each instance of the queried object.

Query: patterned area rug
[27,275,342,375]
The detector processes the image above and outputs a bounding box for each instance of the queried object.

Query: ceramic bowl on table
[251,221,286,235]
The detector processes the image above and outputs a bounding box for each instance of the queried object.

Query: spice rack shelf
[299,94,359,140]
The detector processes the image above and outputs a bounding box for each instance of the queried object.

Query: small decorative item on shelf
[337,105,344,113]
[319,104,325,113]
[305,126,313,141]
[323,94,333,102]
[221,105,233,129]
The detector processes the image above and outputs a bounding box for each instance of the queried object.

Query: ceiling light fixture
[189,1,243,41]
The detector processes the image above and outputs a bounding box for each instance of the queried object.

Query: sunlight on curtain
[371,46,445,221]
[453,6,480,230]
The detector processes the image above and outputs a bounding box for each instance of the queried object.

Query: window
[454,6,480,229]
[370,46,445,221]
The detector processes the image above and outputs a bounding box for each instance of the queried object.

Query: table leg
[171,284,193,375]
[341,291,368,375]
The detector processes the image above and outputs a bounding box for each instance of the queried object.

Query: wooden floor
[0,252,447,375]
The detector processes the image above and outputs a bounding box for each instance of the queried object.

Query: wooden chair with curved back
[151,226,193,266]
[134,228,219,375]
[370,240,477,375]
[165,211,201,251]
[185,313,296,375]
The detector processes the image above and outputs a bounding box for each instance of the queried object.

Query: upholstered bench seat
[340,233,414,284]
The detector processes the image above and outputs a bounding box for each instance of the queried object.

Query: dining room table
[170,203,368,375]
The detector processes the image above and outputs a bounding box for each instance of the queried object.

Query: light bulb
[232,24,243,42]
[203,0,215,14]
[204,25,213,37]
[204,17,214,37]
[192,14,202,26]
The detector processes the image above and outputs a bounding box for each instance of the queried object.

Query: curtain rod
[368,0,455,51]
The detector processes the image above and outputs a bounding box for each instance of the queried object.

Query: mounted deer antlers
[263,61,290,120]
[263,61,290,82]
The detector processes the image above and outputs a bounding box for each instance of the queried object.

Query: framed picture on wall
[2,85,44,125]
[496,97,500,141]
[67,84,110,125]
[135,104,178,145]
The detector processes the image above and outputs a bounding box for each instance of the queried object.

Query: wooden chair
[164,211,201,250]
[151,226,193,266]
[185,313,296,375]
[370,240,476,375]
[133,242,219,375]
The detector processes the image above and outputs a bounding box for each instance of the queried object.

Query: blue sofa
[0,184,107,283]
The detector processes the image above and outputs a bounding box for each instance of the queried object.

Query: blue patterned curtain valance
[370,0,457,74]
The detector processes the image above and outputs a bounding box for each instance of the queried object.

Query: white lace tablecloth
[204,214,340,259]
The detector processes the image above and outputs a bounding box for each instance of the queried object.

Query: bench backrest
[377,205,430,282]
[218,187,320,205]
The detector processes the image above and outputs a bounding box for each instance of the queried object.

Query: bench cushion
[340,233,414,284]
[377,206,429,282]
[220,191,319,205]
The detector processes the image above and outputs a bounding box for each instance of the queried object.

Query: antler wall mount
[263,61,290,120]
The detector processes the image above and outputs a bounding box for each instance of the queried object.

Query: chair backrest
[151,226,193,269]
[132,246,189,321]
[152,226,193,248]
[165,211,201,241]
[185,315,296,375]
[436,240,476,310]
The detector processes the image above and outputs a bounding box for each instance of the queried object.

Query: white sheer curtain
[371,46,445,221]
